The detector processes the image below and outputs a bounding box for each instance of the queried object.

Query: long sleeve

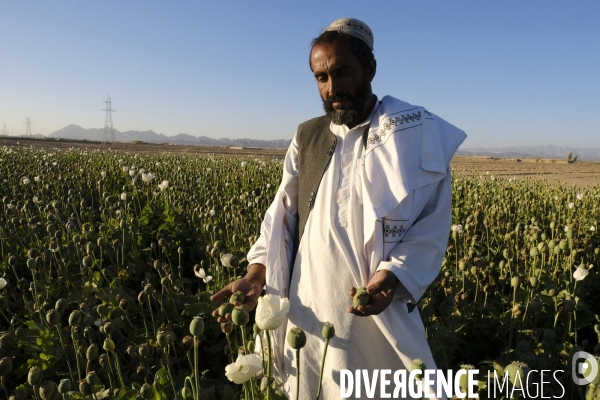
[246,133,299,271]
[376,167,452,304]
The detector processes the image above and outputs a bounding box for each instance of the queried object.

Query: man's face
[310,39,375,126]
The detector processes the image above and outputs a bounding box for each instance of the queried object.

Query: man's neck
[346,94,377,130]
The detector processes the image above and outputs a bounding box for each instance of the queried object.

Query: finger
[242,299,257,313]
[348,306,368,317]
[348,287,357,298]
[210,284,232,302]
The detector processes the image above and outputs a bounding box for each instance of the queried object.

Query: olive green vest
[294,116,370,256]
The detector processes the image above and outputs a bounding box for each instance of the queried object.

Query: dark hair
[309,31,375,71]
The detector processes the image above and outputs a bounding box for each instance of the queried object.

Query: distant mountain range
[44,124,292,149]
[5,125,600,161]
[457,145,600,161]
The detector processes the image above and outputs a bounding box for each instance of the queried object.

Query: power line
[0,123,8,136]
[102,95,116,145]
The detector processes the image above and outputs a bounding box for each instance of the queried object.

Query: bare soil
[3,136,599,187]
[451,156,600,188]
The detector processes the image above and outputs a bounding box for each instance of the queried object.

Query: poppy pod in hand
[230,290,245,304]
[232,306,249,326]
[218,302,234,317]
[353,287,370,308]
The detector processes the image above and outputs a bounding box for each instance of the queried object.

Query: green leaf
[117,387,138,400]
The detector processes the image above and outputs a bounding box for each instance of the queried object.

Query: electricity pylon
[26,117,32,137]
[102,96,116,144]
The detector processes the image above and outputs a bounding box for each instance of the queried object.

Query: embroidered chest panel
[364,107,424,156]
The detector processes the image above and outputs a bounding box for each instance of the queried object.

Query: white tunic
[248,96,466,399]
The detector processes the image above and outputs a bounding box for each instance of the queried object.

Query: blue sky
[1,1,598,148]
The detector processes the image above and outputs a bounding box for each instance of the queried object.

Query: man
[212,18,466,399]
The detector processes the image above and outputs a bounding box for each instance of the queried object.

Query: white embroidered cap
[323,18,374,51]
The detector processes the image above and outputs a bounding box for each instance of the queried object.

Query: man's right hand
[210,263,266,323]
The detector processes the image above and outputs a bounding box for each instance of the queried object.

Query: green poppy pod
[138,343,150,358]
[103,338,115,352]
[58,379,72,394]
[530,298,543,312]
[231,306,249,326]
[28,366,43,387]
[86,343,99,361]
[230,291,245,304]
[353,287,370,308]
[459,364,476,390]
[46,310,61,326]
[86,371,100,386]
[287,327,307,350]
[505,361,527,389]
[322,322,335,340]
[567,228,574,240]
[69,310,81,326]
[411,358,426,380]
[38,380,58,400]
[529,277,539,288]
[218,302,234,317]
[156,331,168,348]
[0,357,13,377]
[79,381,92,395]
[529,247,540,257]
[55,298,67,314]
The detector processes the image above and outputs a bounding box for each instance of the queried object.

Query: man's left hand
[348,270,399,316]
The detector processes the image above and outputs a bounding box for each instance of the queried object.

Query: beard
[321,76,372,126]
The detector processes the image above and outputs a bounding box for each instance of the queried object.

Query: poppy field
[0,143,599,399]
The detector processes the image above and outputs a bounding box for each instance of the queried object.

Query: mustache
[324,93,355,104]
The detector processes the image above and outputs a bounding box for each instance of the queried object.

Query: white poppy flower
[194,268,206,279]
[241,161,248,168]
[255,294,290,331]
[451,224,464,234]
[23,178,30,185]
[34,176,41,182]
[573,267,589,281]
[52,162,57,166]
[122,166,129,173]
[0,277,6,289]
[590,226,596,232]
[129,170,135,177]
[565,226,569,232]
[266,183,271,188]
[33,196,40,204]
[568,202,574,209]
[203,276,213,283]
[141,173,155,182]
[577,193,584,200]
[209,209,215,217]
[101,171,107,178]
[158,180,169,191]
[224,354,262,384]
[120,192,127,201]
[196,178,201,184]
